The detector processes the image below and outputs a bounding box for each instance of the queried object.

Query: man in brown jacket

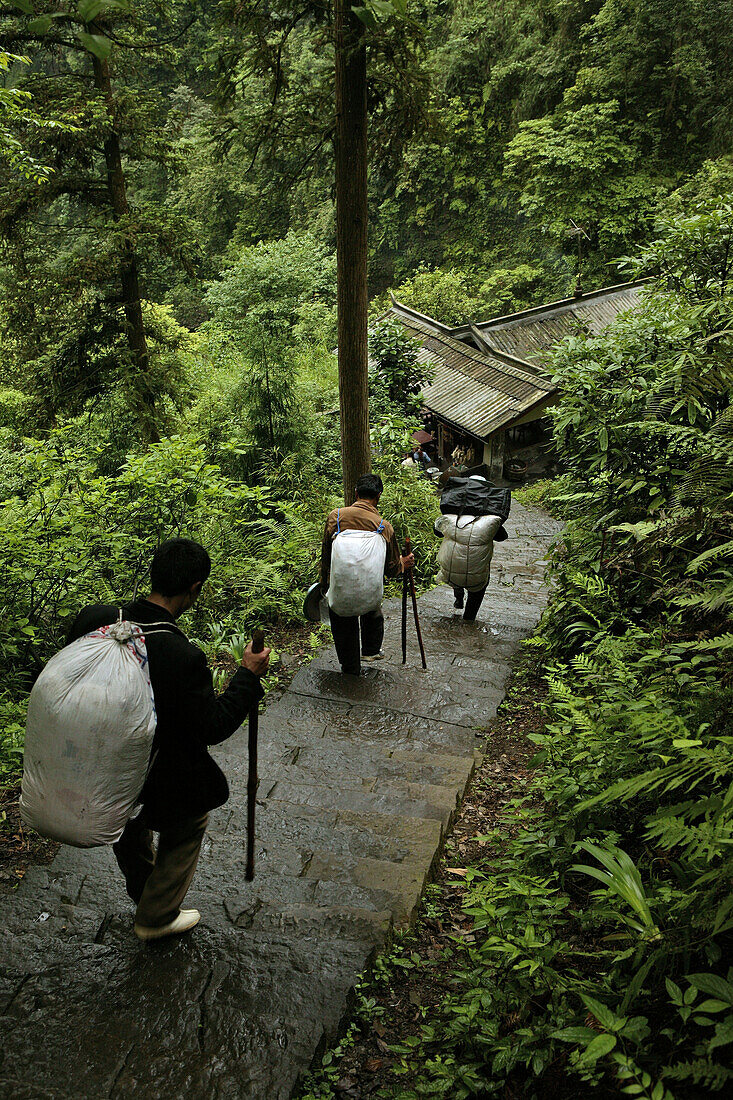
[321,473,414,675]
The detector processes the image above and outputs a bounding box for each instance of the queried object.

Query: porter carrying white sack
[327,512,387,618]
[20,617,157,848]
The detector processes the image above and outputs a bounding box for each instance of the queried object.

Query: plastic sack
[435,513,503,591]
[20,619,156,848]
[440,478,511,521]
[327,529,387,617]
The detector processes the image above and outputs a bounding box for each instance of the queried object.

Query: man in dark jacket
[67,538,270,941]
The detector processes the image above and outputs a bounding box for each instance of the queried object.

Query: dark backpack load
[439,478,511,521]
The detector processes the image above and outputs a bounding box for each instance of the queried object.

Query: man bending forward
[68,539,270,941]
[321,474,413,675]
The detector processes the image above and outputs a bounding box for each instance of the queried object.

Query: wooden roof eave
[423,384,557,442]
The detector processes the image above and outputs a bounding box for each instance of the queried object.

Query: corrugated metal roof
[395,313,554,440]
[469,282,646,366]
[388,281,646,438]
[385,279,642,437]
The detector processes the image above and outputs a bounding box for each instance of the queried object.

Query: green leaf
[696,999,730,1013]
[352,0,404,26]
[579,1033,617,1063]
[76,30,112,59]
[687,974,733,1004]
[77,0,129,23]
[581,994,621,1032]
[709,1019,733,1051]
[572,843,657,934]
[551,1026,596,1042]
[27,14,54,33]
[665,977,683,1003]
[9,0,34,13]
[352,5,378,27]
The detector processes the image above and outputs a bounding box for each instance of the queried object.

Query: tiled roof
[389,281,646,438]
[394,312,555,440]
[460,281,647,367]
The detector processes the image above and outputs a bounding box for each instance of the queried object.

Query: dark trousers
[329,606,384,675]
[113,809,209,928]
[453,585,488,622]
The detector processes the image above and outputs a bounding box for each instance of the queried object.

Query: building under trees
[389,281,646,480]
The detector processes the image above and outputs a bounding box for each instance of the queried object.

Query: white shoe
[134,908,201,941]
[361,651,385,662]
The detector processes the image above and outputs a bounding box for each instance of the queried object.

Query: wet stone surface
[0,501,561,1099]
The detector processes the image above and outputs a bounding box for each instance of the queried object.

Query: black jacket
[67,599,263,830]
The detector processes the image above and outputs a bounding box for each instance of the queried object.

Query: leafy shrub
[378,199,733,1098]
[369,317,426,417]
[392,262,545,327]
[512,477,563,512]
[0,430,326,774]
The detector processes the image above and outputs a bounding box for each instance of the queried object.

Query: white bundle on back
[436,513,503,591]
[20,619,157,848]
[327,527,387,617]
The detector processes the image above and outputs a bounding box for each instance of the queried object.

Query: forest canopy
[2,3,733,1096]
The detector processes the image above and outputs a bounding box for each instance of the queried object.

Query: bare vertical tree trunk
[334,0,370,504]
[91,53,159,443]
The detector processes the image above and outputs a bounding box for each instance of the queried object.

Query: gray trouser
[113,810,209,928]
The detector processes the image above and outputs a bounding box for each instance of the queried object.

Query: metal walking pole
[405,536,428,670]
[245,628,265,882]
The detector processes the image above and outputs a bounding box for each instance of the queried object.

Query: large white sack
[327,528,387,617]
[20,620,156,848]
[436,513,503,591]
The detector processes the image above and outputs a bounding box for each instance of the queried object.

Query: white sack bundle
[20,619,156,848]
[435,513,503,591]
[327,529,387,617]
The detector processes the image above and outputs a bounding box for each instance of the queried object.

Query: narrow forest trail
[0,502,561,1100]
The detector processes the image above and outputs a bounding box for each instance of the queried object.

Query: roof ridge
[469,278,650,331]
[387,291,454,335]
[408,319,554,390]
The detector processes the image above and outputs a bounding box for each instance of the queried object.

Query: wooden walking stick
[245,628,265,882]
[404,536,428,670]
[402,545,409,665]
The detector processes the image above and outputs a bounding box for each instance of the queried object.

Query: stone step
[261,773,461,830]
[254,743,477,795]
[217,798,446,878]
[217,873,397,928]
[288,663,508,728]
[0,500,559,1099]
[217,694,480,759]
[219,890,393,941]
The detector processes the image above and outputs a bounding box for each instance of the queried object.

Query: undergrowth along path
[0,501,561,1099]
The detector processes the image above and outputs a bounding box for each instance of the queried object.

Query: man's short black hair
[355,473,383,500]
[150,539,211,597]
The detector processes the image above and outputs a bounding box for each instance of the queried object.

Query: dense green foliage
[348,205,733,1099]
[2,4,733,1089]
[4,0,733,419]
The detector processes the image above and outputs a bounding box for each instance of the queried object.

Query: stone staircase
[0,501,561,1100]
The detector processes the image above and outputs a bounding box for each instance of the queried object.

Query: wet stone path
[0,502,561,1100]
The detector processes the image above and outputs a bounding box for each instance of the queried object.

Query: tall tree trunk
[91,53,159,443]
[334,0,370,504]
